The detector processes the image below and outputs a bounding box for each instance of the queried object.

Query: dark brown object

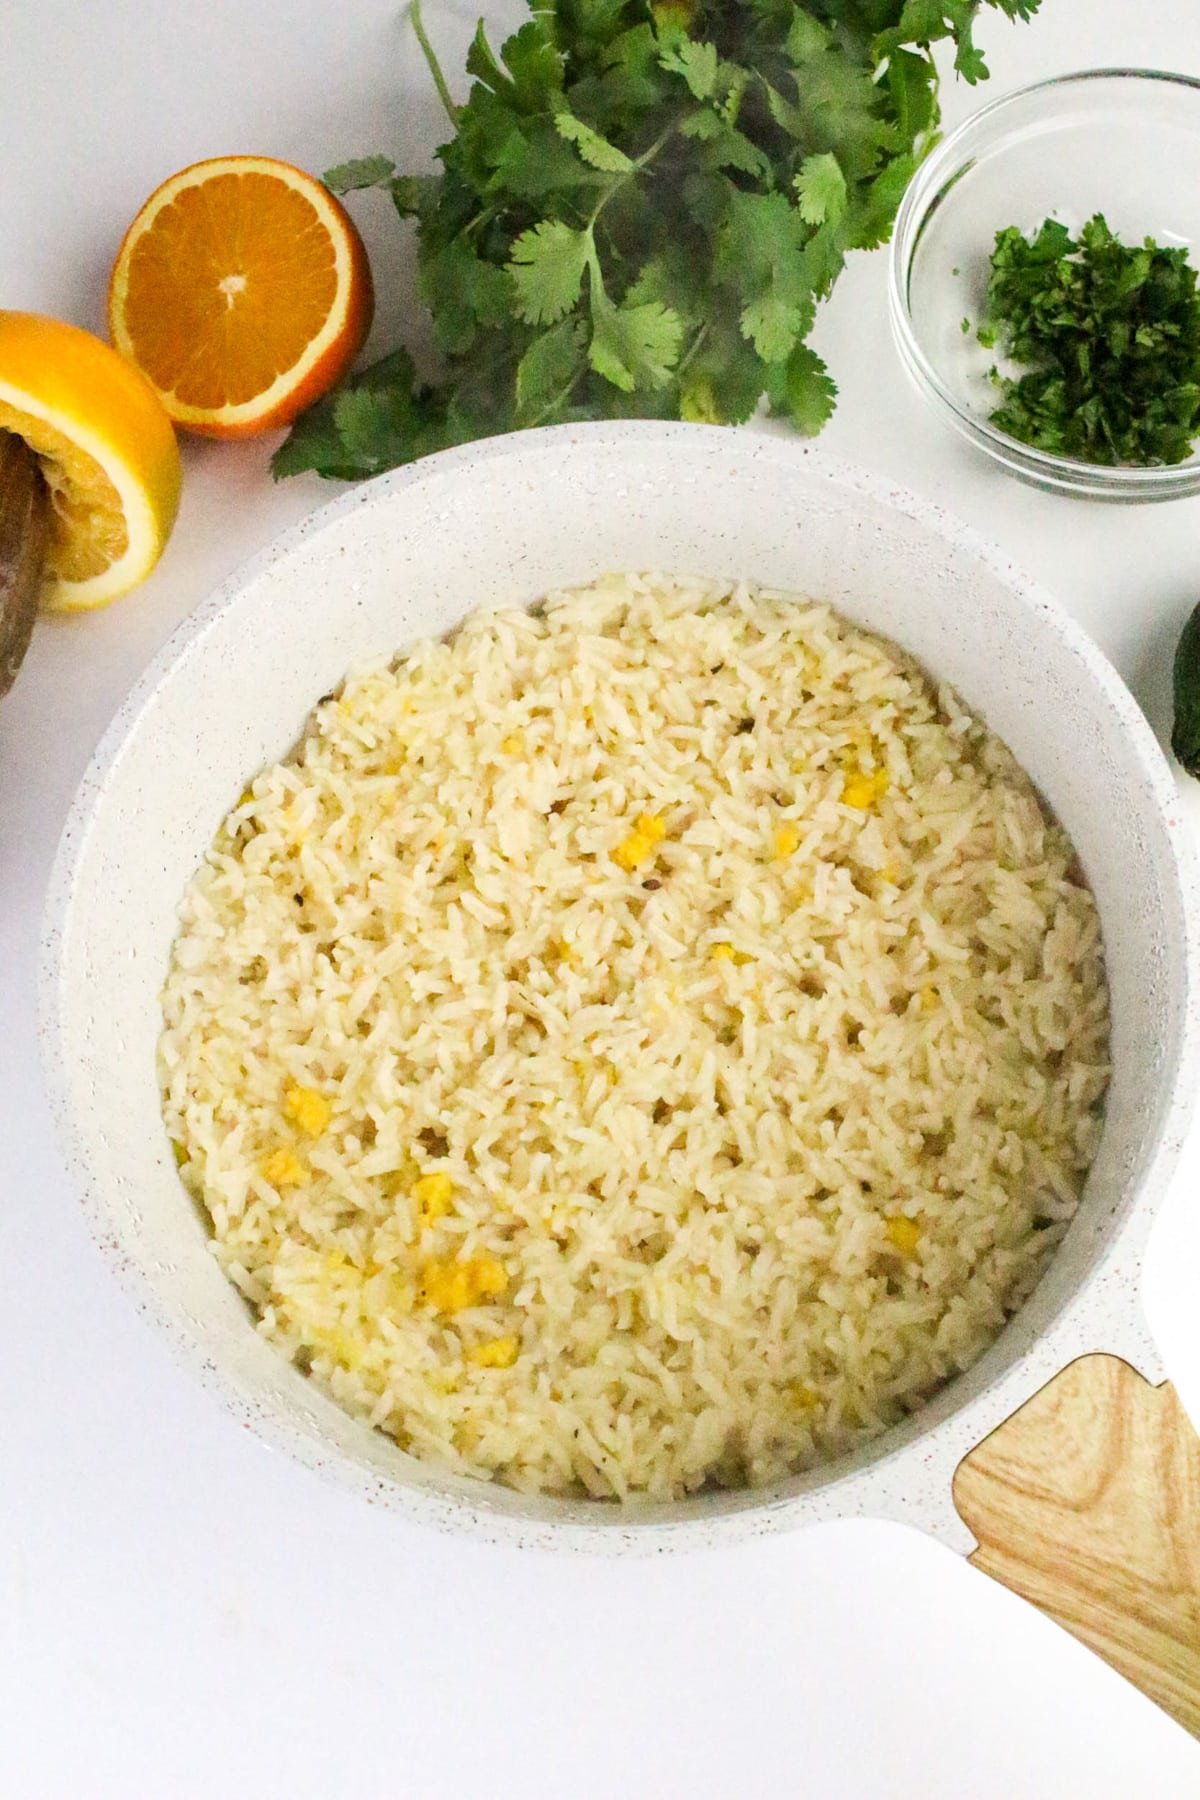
[0,430,48,697]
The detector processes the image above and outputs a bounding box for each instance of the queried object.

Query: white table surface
[5,2,1200,1794]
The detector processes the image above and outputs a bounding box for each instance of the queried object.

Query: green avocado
[1173,602,1200,779]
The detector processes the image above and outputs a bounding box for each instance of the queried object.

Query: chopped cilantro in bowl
[888,70,1200,501]
[975,214,1200,468]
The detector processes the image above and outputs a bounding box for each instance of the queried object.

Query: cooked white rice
[159,574,1109,1501]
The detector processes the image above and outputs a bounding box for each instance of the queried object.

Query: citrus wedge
[108,155,374,439]
[0,311,182,612]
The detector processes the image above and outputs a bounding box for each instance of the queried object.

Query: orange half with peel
[108,155,374,439]
[0,310,182,611]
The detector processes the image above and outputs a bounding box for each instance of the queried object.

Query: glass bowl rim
[888,67,1200,498]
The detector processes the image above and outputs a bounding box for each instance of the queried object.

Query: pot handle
[952,1354,1200,1737]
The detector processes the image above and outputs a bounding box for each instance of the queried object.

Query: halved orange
[0,310,181,610]
[108,155,374,439]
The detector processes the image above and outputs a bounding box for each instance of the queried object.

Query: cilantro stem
[410,0,459,128]
[634,127,674,172]
[583,235,607,309]
[584,126,673,236]
[677,323,710,378]
[526,365,585,429]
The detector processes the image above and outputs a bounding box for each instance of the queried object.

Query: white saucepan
[40,424,1200,1726]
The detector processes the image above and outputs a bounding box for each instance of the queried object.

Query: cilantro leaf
[580,21,671,115]
[271,392,353,478]
[466,16,562,108]
[740,290,815,362]
[324,155,396,193]
[390,173,443,219]
[676,106,724,141]
[508,220,592,324]
[680,111,772,181]
[331,386,423,473]
[679,373,722,423]
[554,109,635,172]
[588,296,684,391]
[885,50,938,145]
[685,309,770,425]
[419,239,513,354]
[501,19,564,106]
[786,13,831,62]
[794,153,847,226]
[488,121,608,199]
[845,153,917,250]
[659,38,719,100]
[769,344,838,436]
[465,20,512,96]
[872,0,1043,84]
[516,316,586,420]
[565,0,630,43]
[623,248,705,330]
[271,352,443,480]
[800,221,847,299]
[711,190,820,364]
[716,191,808,295]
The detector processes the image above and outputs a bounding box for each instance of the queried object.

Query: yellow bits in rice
[613,812,666,871]
[159,575,1110,1501]
[285,1085,331,1137]
[468,1335,520,1369]
[260,1147,309,1188]
[421,1255,508,1314]
[310,1327,365,1371]
[884,1215,921,1258]
[842,768,889,811]
[710,942,753,966]
[413,1170,455,1227]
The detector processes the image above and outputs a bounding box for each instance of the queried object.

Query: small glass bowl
[889,70,1200,501]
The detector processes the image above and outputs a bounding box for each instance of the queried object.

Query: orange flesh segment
[122,173,339,410]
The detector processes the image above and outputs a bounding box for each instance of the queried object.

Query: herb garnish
[977,214,1200,467]
[274,0,1041,482]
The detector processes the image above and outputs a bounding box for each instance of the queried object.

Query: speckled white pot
[40,423,1200,1554]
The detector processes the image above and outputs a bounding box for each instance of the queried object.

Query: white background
[4,2,1200,1794]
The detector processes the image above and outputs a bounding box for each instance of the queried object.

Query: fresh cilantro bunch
[275,0,1041,481]
[979,214,1200,466]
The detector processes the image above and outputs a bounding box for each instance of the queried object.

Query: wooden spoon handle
[0,429,48,697]
[953,1355,1200,1736]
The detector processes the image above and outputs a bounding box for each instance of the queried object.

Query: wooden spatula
[0,430,48,696]
[955,1355,1200,1737]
